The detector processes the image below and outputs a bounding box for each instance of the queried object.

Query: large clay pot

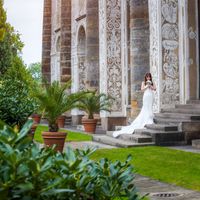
[28,123,38,140]
[42,132,67,152]
[81,118,98,133]
[31,114,41,124]
[56,116,66,128]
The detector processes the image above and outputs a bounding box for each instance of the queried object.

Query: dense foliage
[0,0,6,41]
[0,57,38,129]
[0,120,142,200]
[0,0,23,75]
[77,90,113,119]
[34,81,87,132]
[28,62,42,84]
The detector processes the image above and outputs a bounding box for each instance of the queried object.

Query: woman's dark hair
[144,72,153,85]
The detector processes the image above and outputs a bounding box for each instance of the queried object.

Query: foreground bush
[0,120,142,200]
[0,58,38,129]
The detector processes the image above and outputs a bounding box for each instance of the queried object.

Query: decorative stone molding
[161,0,180,107]
[149,0,180,111]
[148,0,161,112]
[99,0,127,116]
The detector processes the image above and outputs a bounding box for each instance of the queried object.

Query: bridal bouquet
[146,80,152,85]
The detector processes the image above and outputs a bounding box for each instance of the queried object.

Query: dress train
[113,88,154,138]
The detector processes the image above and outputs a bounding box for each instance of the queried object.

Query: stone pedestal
[71,115,84,126]
[182,122,200,144]
[101,117,127,131]
[192,140,200,149]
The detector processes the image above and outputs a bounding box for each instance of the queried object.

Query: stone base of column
[101,117,127,131]
[71,115,84,126]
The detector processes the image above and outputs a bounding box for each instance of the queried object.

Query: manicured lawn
[34,125,92,143]
[91,146,200,191]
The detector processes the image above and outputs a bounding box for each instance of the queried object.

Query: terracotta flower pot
[42,131,67,152]
[28,123,38,140]
[56,116,66,128]
[81,118,98,133]
[31,114,41,124]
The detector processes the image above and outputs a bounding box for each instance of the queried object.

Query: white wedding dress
[113,87,154,138]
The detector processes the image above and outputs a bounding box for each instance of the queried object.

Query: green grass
[34,125,92,143]
[91,146,200,191]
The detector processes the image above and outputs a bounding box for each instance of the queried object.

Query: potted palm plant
[77,90,113,133]
[34,81,85,152]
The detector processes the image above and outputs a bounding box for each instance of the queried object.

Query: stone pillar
[186,0,199,100]
[86,0,99,89]
[99,0,128,130]
[60,0,71,83]
[148,0,181,111]
[42,0,52,83]
[130,0,149,118]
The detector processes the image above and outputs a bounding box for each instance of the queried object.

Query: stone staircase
[93,100,200,147]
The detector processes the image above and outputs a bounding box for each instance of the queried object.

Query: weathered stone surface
[130,0,149,114]
[86,0,99,89]
[60,0,71,83]
[192,139,200,149]
[42,0,52,82]
[101,117,127,131]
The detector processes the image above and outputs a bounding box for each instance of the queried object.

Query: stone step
[161,107,200,114]
[155,112,200,120]
[92,135,155,148]
[141,130,185,146]
[106,131,152,143]
[186,100,200,104]
[175,104,200,109]
[153,117,186,125]
[145,124,178,131]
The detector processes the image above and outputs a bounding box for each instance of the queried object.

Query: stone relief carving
[78,0,86,15]
[78,60,86,90]
[162,3,177,23]
[56,0,61,27]
[161,0,179,107]
[188,27,197,40]
[106,0,122,112]
[149,0,160,112]
[162,23,178,40]
[99,0,107,96]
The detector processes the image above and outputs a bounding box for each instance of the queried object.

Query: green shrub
[0,58,38,129]
[0,120,142,200]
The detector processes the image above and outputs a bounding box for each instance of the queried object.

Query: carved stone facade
[161,0,180,108]
[42,0,200,130]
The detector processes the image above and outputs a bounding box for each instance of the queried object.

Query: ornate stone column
[99,0,128,130]
[148,0,180,111]
[60,0,71,83]
[130,0,149,118]
[42,0,52,83]
[86,0,99,89]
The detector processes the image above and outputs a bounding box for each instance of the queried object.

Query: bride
[113,73,156,138]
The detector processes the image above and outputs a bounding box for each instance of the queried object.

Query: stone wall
[50,0,61,82]
[129,0,149,118]
[60,0,71,83]
[42,0,52,83]
[86,0,99,89]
